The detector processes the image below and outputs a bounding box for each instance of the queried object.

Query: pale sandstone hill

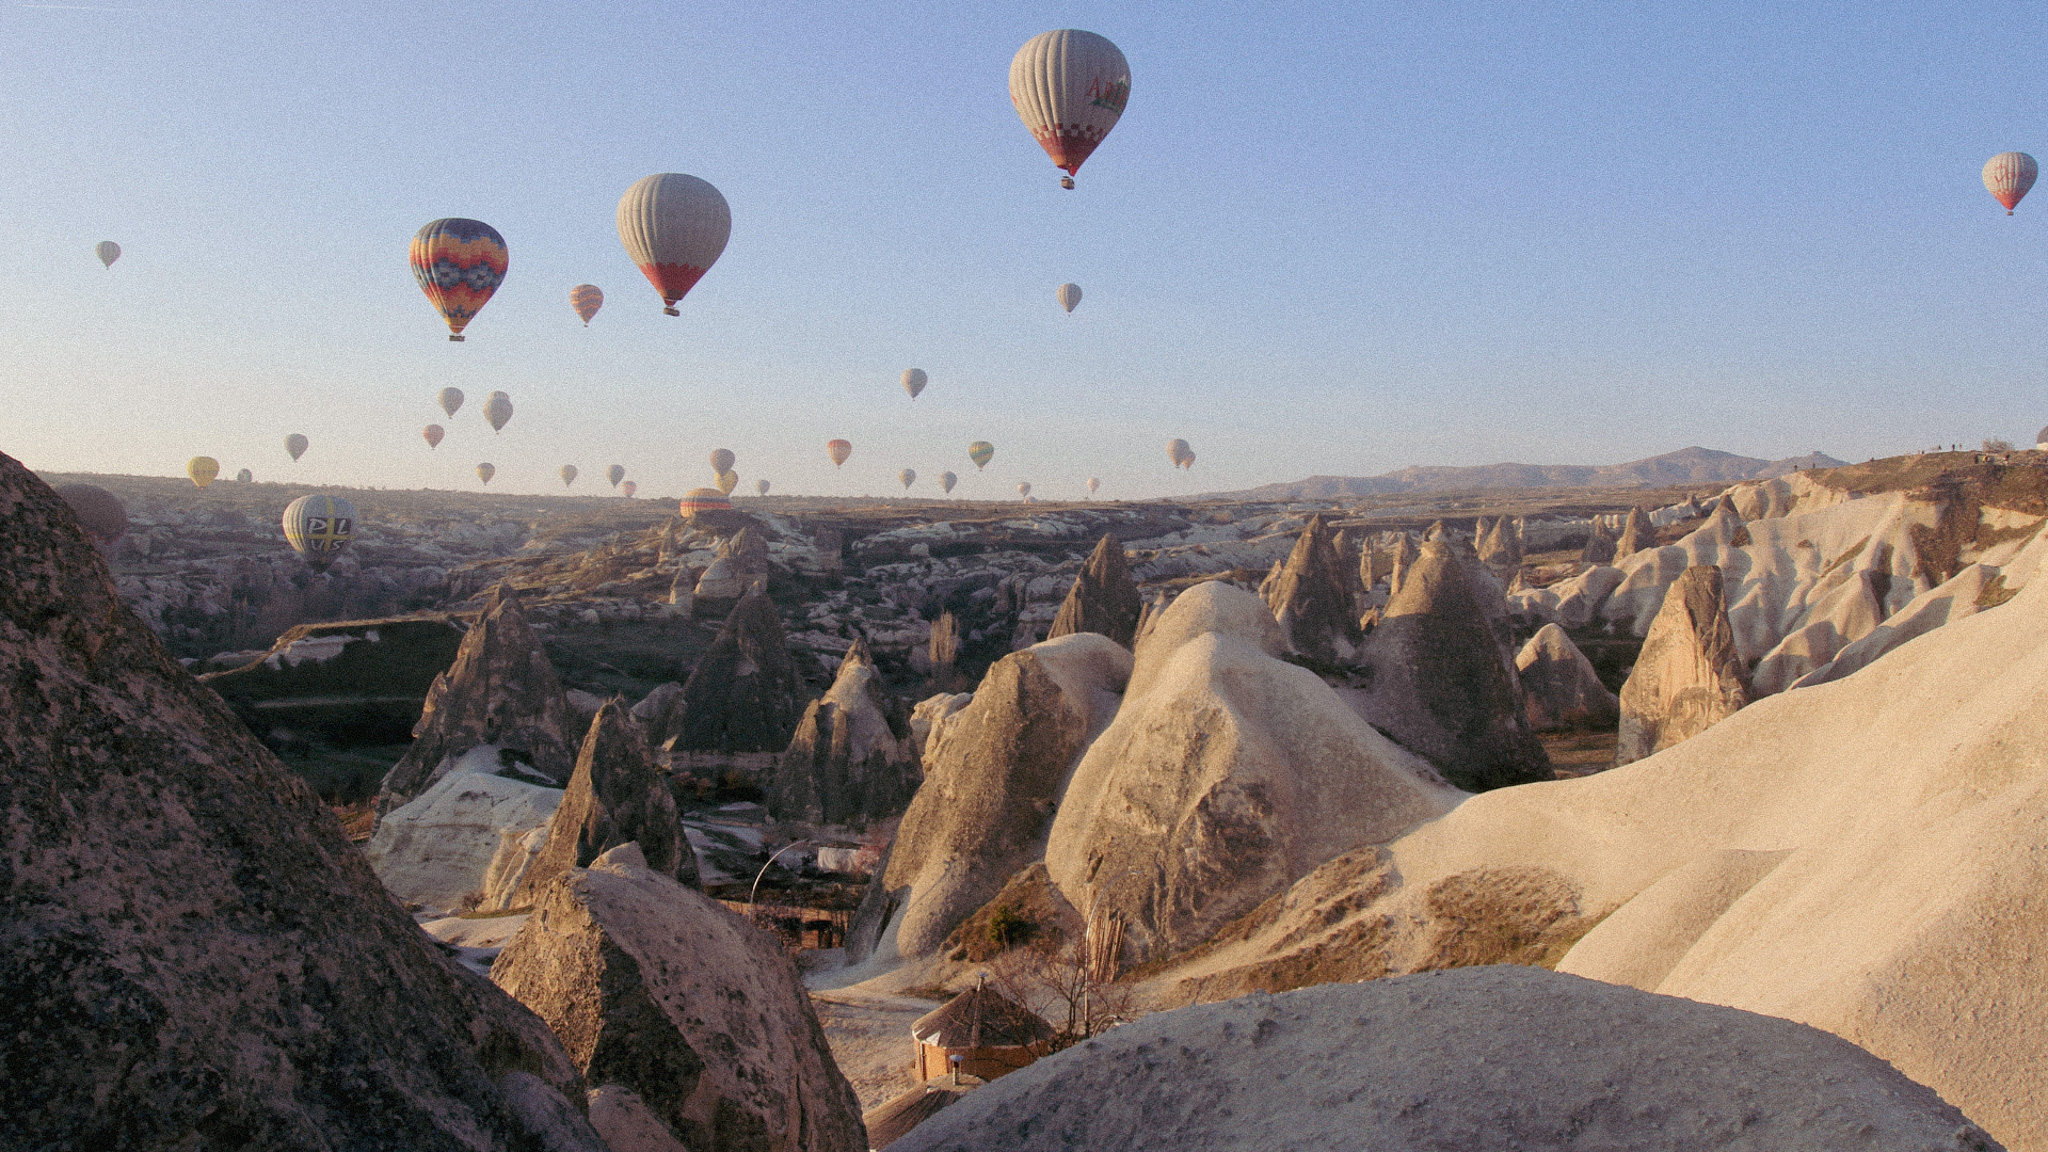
[1044,583,1459,965]
[0,451,604,1150]
[1514,623,1619,730]
[893,967,1999,1152]
[1148,570,2048,1151]
[1615,565,1749,765]
[364,756,564,913]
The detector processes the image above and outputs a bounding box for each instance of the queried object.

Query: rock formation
[1614,505,1652,561]
[848,634,1132,963]
[1514,623,1620,729]
[1044,533,1143,648]
[364,756,565,912]
[378,582,577,813]
[492,844,868,1152]
[1388,532,1419,596]
[1614,564,1749,766]
[1475,515,1522,568]
[1351,541,1552,790]
[200,614,467,748]
[694,525,771,600]
[1045,582,1458,964]
[928,609,961,671]
[1261,514,1361,663]
[511,701,696,907]
[662,589,805,753]
[1579,517,1617,565]
[0,451,605,1151]
[769,639,919,826]
[889,968,2002,1152]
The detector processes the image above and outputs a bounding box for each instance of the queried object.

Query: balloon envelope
[560,464,578,487]
[1017,482,1032,498]
[410,218,507,341]
[902,368,928,399]
[476,463,495,484]
[607,464,625,487]
[1167,438,1192,468]
[56,484,127,543]
[1057,283,1082,312]
[899,468,917,490]
[282,493,357,571]
[756,479,770,495]
[679,487,732,514]
[483,391,513,433]
[1984,152,2039,214]
[187,456,219,488]
[438,387,465,417]
[828,439,853,467]
[621,480,637,497]
[235,469,253,483]
[715,469,739,495]
[709,448,736,475]
[1010,30,1130,186]
[570,283,604,325]
[96,241,121,268]
[968,441,995,470]
[941,471,958,493]
[423,424,445,449]
[1086,477,1100,493]
[285,433,308,462]
[617,173,731,315]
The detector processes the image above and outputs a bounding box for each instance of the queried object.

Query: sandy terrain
[808,984,945,1110]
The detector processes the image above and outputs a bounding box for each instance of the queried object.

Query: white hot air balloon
[1057,283,1082,313]
[483,391,513,433]
[941,471,958,494]
[560,464,578,487]
[756,478,770,496]
[1017,481,1032,499]
[96,241,121,268]
[1086,476,1100,494]
[902,368,928,399]
[617,173,732,316]
[1010,30,1131,190]
[438,387,465,417]
[900,468,917,491]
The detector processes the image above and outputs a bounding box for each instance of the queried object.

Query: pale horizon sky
[3,2,2044,499]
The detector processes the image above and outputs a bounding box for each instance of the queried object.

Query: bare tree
[1984,437,2016,453]
[988,905,1134,1048]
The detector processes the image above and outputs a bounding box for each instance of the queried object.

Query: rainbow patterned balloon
[570,283,604,325]
[411,218,507,342]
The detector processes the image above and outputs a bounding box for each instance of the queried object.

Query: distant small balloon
[1017,481,1032,499]
[1057,283,1082,313]
[1184,451,1196,468]
[715,469,738,495]
[710,448,736,475]
[285,433,309,462]
[570,283,604,325]
[827,439,853,467]
[56,484,127,543]
[282,493,356,571]
[900,468,917,490]
[941,471,958,493]
[483,391,513,433]
[477,462,495,484]
[1086,476,1100,494]
[756,478,770,495]
[1167,438,1193,469]
[438,387,465,417]
[968,441,995,470]
[1984,152,2039,215]
[560,464,578,487]
[96,241,121,268]
[187,456,219,489]
[607,464,625,487]
[621,480,637,497]
[423,424,445,449]
[902,368,928,399]
[235,469,253,483]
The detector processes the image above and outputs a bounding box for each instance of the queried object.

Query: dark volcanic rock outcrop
[512,701,697,906]
[769,640,918,826]
[1045,533,1143,648]
[664,589,805,753]
[1262,514,1362,663]
[0,451,604,1152]
[1515,623,1620,730]
[492,844,868,1152]
[1353,541,1552,791]
[379,582,576,813]
[1615,564,1750,766]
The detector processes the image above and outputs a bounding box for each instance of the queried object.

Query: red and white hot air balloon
[1984,152,2039,216]
[617,174,731,315]
[1010,30,1131,189]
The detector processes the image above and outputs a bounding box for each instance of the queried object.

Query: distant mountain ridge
[1204,447,1846,501]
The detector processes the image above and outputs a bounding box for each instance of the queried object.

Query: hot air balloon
[560,464,578,487]
[828,439,853,467]
[617,173,731,315]
[410,218,507,341]
[1010,30,1131,189]
[477,463,495,485]
[607,464,625,487]
[756,479,771,496]
[282,493,356,571]
[235,469,253,483]
[1017,481,1032,499]
[902,368,928,399]
[438,387,465,417]
[483,391,513,433]
[570,283,604,325]
[285,433,309,462]
[710,448,736,475]
[96,241,121,268]
[621,480,637,498]
[941,471,958,493]
[56,484,127,543]
[968,441,995,470]
[1086,476,1100,494]
[424,424,445,449]
[679,487,732,515]
[1057,283,1082,313]
[1167,438,1193,469]
[1184,452,1196,468]
[1984,152,2039,215]
[715,469,739,495]
[187,456,219,488]
[899,468,917,490]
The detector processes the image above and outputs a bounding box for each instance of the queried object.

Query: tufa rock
[1352,541,1552,791]
[512,702,697,907]
[1614,505,1652,562]
[1389,533,1420,597]
[0,450,605,1151]
[1580,518,1617,566]
[364,756,564,913]
[1515,623,1620,730]
[1615,564,1750,766]
[492,844,868,1152]
[928,609,962,670]
[1424,519,1447,542]
[1262,514,1362,664]
[378,582,577,813]
[769,639,919,826]
[1045,533,1143,648]
[662,589,805,753]
[1476,516,1522,568]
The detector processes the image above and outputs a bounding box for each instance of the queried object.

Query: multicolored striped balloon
[617,174,730,316]
[828,439,853,467]
[968,441,995,470]
[1010,30,1130,189]
[410,218,507,341]
[679,487,731,514]
[621,480,637,498]
[1984,152,2038,216]
[570,283,604,325]
[282,493,356,571]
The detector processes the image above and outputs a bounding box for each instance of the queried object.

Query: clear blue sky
[2,1,2043,499]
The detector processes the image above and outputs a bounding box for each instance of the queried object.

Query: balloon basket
[449,334,465,342]
[1061,177,1076,189]
[664,306,680,316]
